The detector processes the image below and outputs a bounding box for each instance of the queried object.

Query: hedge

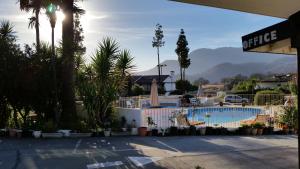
[254,90,285,105]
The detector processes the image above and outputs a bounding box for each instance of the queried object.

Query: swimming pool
[187,107,262,126]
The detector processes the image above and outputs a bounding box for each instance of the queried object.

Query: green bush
[252,122,265,129]
[74,120,90,133]
[241,124,250,128]
[176,80,197,92]
[131,84,144,96]
[254,90,284,105]
[279,106,298,129]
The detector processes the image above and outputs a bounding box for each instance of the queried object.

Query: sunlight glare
[56,11,65,22]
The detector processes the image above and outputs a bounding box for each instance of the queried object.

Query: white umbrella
[150,79,159,107]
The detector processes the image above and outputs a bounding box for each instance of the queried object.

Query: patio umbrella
[150,79,159,107]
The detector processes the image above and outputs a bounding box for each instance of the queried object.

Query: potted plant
[7,119,17,138]
[32,121,42,138]
[254,122,265,136]
[264,126,274,135]
[251,123,258,136]
[0,128,7,137]
[240,124,251,135]
[70,121,92,138]
[42,121,63,138]
[189,125,197,135]
[103,121,111,137]
[120,116,127,132]
[138,126,147,136]
[15,129,22,138]
[147,117,158,136]
[282,124,289,134]
[130,119,138,135]
[205,126,213,135]
[58,129,72,137]
[160,128,166,136]
[169,112,178,136]
[220,127,228,135]
[198,126,206,136]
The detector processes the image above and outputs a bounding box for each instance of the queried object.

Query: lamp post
[47,3,59,122]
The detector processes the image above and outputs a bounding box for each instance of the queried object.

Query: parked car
[224,95,249,103]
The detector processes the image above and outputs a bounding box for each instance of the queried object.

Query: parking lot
[0,135,298,169]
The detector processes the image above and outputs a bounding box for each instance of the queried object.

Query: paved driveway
[0,135,298,169]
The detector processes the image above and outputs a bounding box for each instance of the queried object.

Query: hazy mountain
[137,47,296,82]
[199,57,297,83]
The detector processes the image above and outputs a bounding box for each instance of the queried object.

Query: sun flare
[56,11,65,22]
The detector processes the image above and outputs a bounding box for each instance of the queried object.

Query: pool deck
[0,135,298,169]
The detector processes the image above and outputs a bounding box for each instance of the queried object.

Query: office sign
[242,20,290,51]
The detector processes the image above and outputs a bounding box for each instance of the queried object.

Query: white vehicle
[224,95,249,103]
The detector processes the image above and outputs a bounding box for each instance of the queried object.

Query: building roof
[202,84,225,90]
[132,75,170,84]
[173,0,300,18]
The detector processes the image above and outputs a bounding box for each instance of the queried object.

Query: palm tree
[116,49,135,96]
[19,0,43,51]
[116,50,135,78]
[59,0,85,128]
[0,21,15,41]
[78,38,123,126]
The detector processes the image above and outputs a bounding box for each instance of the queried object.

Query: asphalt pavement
[0,135,298,169]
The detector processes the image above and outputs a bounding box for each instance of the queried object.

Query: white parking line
[86,161,123,169]
[73,139,82,154]
[113,147,154,152]
[155,139,181,152]
[128,157,162,167]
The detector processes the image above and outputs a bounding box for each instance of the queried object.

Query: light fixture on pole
[159,64,167,75]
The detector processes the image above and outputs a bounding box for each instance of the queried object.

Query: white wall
[116,108,143,127]
[117,107,179,129]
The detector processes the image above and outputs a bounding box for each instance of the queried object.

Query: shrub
[131,84,144,96]
[42,121,57,132]
[252,122,265,129]
[176,80,197,92]
[75,121,90,133]
[254,90,284,105]
[279,106,298,129]
[241,124,250,128]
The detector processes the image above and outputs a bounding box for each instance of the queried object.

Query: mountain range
[137,47,297,83]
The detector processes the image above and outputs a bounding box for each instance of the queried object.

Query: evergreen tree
[175,29,190,81]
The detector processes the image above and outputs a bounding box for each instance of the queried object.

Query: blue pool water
[187,107,262,126]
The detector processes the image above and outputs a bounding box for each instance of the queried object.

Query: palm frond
[28,16,36,29]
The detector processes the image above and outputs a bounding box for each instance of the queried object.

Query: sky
[0,0,284,71]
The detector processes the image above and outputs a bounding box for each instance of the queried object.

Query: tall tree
[59,0,77,128]
[152,24,165,85]
[19,0,42,51]
[74,13,86,72]
[175,29,190,81]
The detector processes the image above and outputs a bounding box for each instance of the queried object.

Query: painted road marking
[128,156,162,167]
[73,139,82,154]
[86,161,123,169]
[113,147,154,152]
[155,139,181,152]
